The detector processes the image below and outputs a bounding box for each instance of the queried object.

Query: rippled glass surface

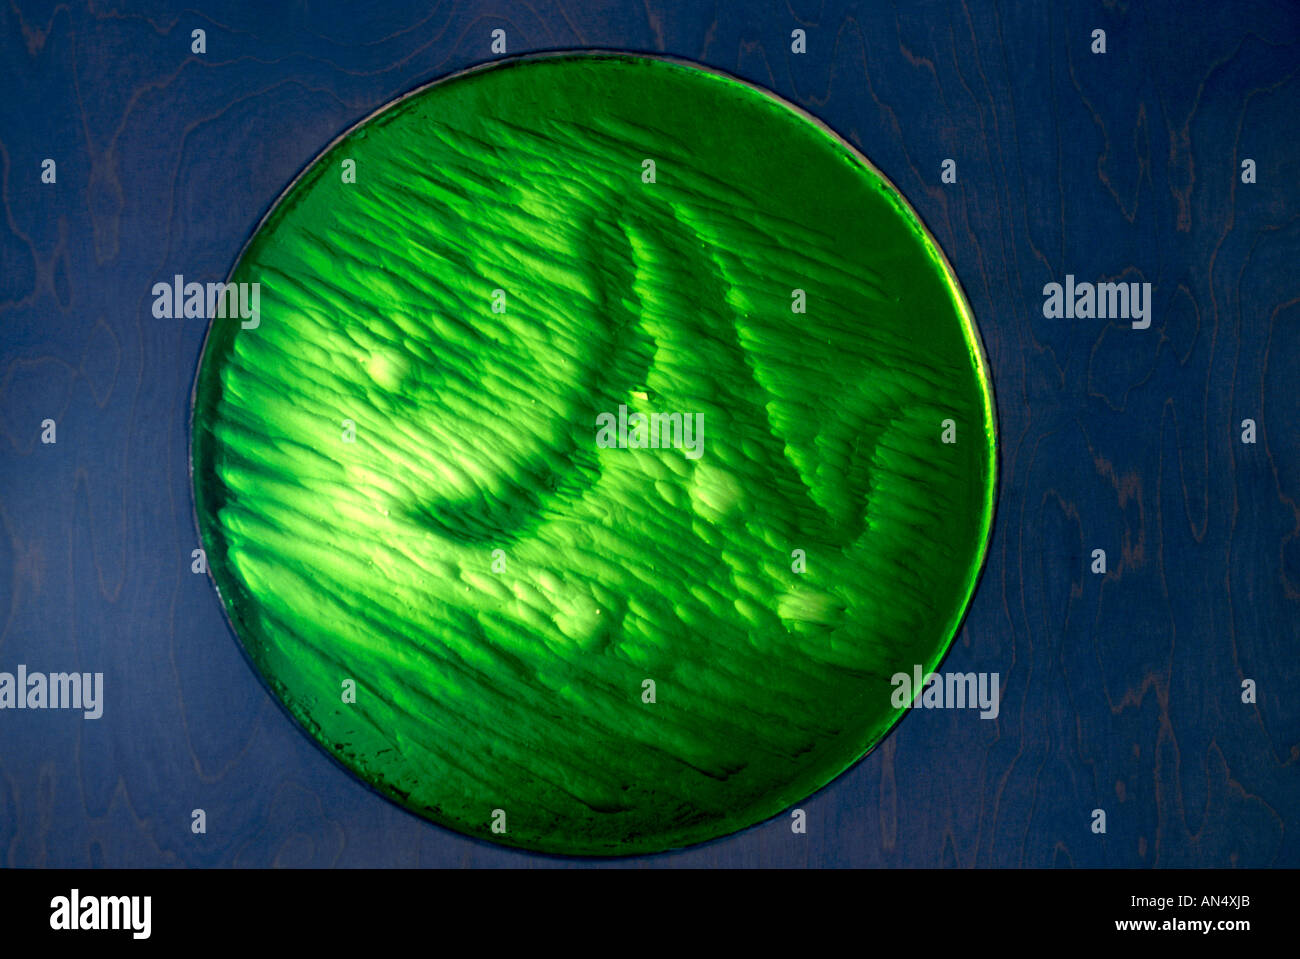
[191,53,996,855]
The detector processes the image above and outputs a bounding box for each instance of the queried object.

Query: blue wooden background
[1,0,1297,867]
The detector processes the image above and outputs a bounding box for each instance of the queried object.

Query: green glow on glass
[191,53,997,856]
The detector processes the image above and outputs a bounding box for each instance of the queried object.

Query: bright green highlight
[191,53,996,855]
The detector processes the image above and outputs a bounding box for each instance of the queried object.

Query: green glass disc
[191,52,996,856]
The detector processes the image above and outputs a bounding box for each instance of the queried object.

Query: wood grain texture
[0,0,1297,868]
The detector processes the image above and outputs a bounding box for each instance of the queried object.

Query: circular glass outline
[189,49,1001,858]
